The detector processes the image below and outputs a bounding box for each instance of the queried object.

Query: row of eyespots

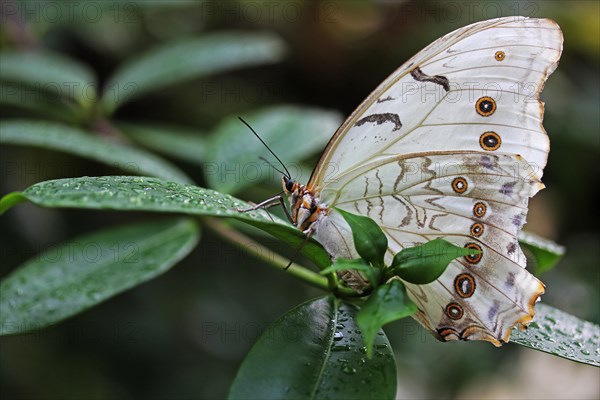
[442,202,487,319]
[445,177,491,319]
[469,201,486,256]
[442,261,481,321]
[444,249,481,319]
[443,236,483,319]
[416,52,509,324]
[476,51,504,149]
[476,62,500,145]
[449,183,486,251]
[456,51,503,304]
[472,202,486,238]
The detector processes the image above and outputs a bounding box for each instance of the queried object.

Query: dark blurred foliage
[1,1,598,399]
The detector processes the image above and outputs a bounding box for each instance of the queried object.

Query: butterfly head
[282,176,299,194]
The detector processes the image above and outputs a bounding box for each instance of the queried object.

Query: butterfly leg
[237,195,293,224]
[284,226,315,270]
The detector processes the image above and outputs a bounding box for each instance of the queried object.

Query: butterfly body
[282,17,563,345]
[282,177,328,233]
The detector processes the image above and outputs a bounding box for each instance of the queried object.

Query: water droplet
[331,344,350,352]
[333,332,343,341]
[88,291,101,301]
[341,366,357,375]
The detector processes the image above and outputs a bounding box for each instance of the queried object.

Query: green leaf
[206,105,342,194]
[0,176,331,269]
[0,120,193,184]
[229,296,396,400]
[356,281,417,357]
[511,303,599,367]
[0,83,83,123]
[391,238,481,284]
[0,50,97,109]
[0,218,199,335]
[102,32,286,114]
[518,231,565,276]
[335,208,388,268]
[117,121,207,164]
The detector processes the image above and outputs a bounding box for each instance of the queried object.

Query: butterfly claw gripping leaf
[282,17,563,346]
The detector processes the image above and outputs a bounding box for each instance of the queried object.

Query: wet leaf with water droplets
[511,303,600,367]
[0,218,199,335]
[0,176,331,269]
[229,296,396,400]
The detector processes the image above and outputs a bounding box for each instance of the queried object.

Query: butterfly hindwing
[315,152,544,343]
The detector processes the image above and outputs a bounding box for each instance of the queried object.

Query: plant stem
[203,217,343,292]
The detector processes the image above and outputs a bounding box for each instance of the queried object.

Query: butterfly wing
[310,17,563,345]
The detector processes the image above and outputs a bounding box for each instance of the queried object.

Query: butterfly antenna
[238,117,292,179]
[259,156,288,177]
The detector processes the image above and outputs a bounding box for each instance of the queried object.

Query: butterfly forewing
[308,17,563,345]
[309,17,562,188]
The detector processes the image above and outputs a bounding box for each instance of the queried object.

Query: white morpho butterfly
[246,17,563,346]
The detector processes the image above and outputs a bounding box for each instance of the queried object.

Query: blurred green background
[1,0,598,399]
